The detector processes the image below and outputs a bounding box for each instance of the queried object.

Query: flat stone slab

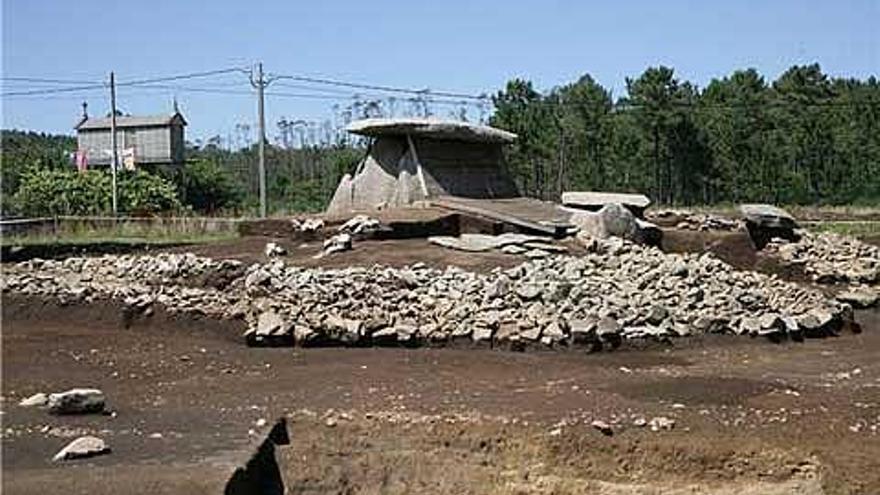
[347,118,517,144]
[837,289,878,308]
[738,204,797,229]
[53,436,110,461]
[561,192,651,210]
[428,233,554,252]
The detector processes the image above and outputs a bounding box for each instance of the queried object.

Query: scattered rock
[649,416,676,431]
[264,242,286,258]
[299,218,324,233]
[52,436,110,461]
[590,419,613,436]
[19,392,48,407]
[765,232,879,284]
[322,233,352,256]
[339,215,382,236]
[48,388,105,415]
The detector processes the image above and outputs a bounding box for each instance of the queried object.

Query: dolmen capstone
[562,191,652,218]
[738,204,799,248]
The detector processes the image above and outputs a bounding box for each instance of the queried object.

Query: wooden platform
[430,196,574,237]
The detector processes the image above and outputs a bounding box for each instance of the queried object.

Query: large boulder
[570,203,662,246]
[245,311,293,346]
[739,204,799,247]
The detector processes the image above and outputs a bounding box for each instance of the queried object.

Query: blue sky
[2,0,878,140]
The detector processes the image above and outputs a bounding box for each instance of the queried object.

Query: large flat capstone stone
[738,204,797,229]
[346,118,517,144]
[562,192,651,215]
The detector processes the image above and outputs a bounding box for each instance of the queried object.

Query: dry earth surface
[2,231,879,494]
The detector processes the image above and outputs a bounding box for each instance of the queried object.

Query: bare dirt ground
[3,226,879,494]
[3,297,879,494]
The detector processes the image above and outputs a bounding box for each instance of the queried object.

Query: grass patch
[805,221,880,238]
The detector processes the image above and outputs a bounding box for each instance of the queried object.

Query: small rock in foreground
[48,388,105,415]
[321,233,352,256]
[264,242,286,258]
[19,392,49,407]
[590,419,613,436]
[52,436,110,461]
[649,416,676,431]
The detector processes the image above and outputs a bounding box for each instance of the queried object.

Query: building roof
[75,112,187,131]
[346,118,517,144]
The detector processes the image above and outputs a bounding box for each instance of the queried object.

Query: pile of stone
[428,233,568,258]
[765,231,880,285]
[2,238,854,351]
[652,211,741,232]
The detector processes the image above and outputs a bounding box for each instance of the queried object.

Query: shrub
[12,167,181,217]
[117,169,183,215]
[175,160,243,213]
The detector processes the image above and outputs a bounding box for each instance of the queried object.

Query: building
[74,103,187,167]
[326,118,520,214]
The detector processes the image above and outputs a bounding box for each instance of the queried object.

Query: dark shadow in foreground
[225,418,290,495]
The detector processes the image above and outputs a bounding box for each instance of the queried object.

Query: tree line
[491,64,880,205]
[2,63,877,218]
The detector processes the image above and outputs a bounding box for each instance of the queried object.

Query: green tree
[175,160,243,213]
[623,66,708,204]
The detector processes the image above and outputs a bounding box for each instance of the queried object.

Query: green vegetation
[491,64,880,206]
[12,168,181,216]
[170,160,244,214]
[806,221,880,238]
[3,63,877,217]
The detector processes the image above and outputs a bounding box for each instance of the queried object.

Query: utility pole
[109,71,118,216]
[250,63,268,218]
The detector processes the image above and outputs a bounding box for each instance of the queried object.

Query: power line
[271,73,489,101]
[1,76,101,85]
[126,82,490,107]
[1,67,247,97]
[2,83,107,97]
[116,67,248,87]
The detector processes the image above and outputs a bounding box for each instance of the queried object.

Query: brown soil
[660,228,812,283]
[160,235,525,273]
[3,296,879,494]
